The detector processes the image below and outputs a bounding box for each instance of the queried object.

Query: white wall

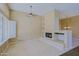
[44,10,60,32]
[43,10,60,38]
[11,11,42,40]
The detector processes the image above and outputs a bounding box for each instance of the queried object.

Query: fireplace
[45,33,52,38]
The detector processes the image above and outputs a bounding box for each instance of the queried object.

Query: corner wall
[0,3,10,19]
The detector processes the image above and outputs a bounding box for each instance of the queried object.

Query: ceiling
[8,3,79,18]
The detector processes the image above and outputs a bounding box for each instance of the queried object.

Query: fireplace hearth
[45,33,52,38]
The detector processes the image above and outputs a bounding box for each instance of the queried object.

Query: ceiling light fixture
[28,5,37,16]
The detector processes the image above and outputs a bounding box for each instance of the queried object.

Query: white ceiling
[8,3,79,18]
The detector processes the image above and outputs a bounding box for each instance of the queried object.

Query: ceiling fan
[28,5,37,16]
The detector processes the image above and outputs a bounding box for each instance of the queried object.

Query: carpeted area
[61,46,79,56]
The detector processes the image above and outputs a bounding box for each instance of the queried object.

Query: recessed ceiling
[8,3,79,18]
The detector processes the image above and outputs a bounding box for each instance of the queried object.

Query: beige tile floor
[6,39,63,56]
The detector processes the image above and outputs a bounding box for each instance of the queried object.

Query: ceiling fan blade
[27,13,38,17]
[27,5,38,17]
[31,13,38,16]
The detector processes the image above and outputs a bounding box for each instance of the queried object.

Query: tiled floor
[6,38,79,56]
[7,39,63,56]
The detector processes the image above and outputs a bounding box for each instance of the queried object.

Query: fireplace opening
[45,33,52,38]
